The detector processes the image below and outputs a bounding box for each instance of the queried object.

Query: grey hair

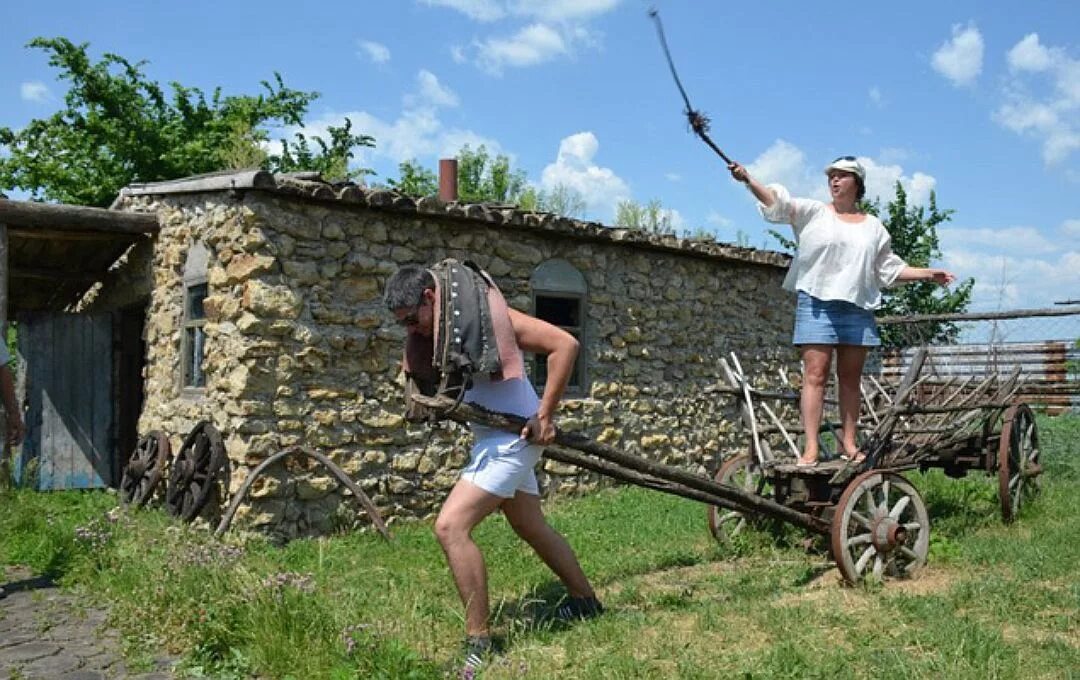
[383,265,435,311]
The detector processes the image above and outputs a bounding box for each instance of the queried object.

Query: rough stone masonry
[90,176,796,539]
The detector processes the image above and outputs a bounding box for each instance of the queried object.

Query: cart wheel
[120,431,172,508]
[165,422,230,523]
[707,453,770,542]
[830,470,930,585]
[998,402,1041,523]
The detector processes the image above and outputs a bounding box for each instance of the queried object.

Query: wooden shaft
[543,446,746,513]
[411,394,830,535]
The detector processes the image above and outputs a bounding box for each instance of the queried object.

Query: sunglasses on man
[396,306,421,327]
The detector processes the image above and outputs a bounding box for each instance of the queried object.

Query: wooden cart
[708,347,1042,583]
[414,346,1043,585]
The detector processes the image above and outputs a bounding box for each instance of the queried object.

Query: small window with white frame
[181,243,209,391]
[530,259,587,394]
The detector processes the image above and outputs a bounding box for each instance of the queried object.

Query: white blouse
[759,184,907,310]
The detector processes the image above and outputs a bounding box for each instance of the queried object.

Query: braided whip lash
[648,8,734,165]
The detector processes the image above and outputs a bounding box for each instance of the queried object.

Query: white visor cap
[824,157,866,181]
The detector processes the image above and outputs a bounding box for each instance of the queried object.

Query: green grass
[2,414,1077,679]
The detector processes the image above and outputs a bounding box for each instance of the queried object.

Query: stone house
[9,170,797,537]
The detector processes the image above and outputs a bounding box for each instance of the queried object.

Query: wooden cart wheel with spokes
[165,421,231,523]
[997,401,1042,523]
[119,431,172,508]
[707,450,773,542]
[830,470,930,585]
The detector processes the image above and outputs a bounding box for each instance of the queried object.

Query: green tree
[387,159,438,198]
[456,145,526,204]
[615,198,675,235]
[517,183,587,217]
[865,184,974,345]
[538,184,587,218]
[269,117,372,182]
[0,37,373,206]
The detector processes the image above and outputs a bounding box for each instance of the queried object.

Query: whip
[648,7,735,165]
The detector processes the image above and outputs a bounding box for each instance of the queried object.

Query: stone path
[1,567,176,679]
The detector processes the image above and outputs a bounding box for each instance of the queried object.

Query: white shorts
[460,426,543,498]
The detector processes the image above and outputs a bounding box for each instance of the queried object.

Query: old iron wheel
[120,431,172,508]
[830,470,930,585]
[165,422,230,523]
[998,401,1041,523]
[707,449,772,542]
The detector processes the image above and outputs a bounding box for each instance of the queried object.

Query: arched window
[530,259,587,393]
[181,242,209,390]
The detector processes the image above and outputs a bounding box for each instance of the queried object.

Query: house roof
[121,170,791,270]
[0,199,159,313]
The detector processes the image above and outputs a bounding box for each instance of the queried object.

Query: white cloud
[420,0,621,22]
[706,211,732,228]
[406,70,459,109]
[747,139,823,200]
[420,0,505,21]
[860,158,937,206]
[868,86,883,107]
[1007,33,1054,73]
[939,220,1080,311]
[20,81,49,102]
[663,208,685,232]
[474,23,567,74]
[665,172,681,182]
[877,147,912,165]
[513,0,620,22]
[270,69,494,175]
[430,1,620,74]
[357,40,391,64]
[539,131,630,220]
[994,34,1080,166]
[939,225,1058,257]
[931,22,984,87]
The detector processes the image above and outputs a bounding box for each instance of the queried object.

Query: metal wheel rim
[831,470,930,585]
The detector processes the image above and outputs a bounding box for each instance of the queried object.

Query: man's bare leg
[501,490,595,598]
[433,480,505,636]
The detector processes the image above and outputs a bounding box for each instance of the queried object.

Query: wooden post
[0,221,7,332]
[0,221,8,466]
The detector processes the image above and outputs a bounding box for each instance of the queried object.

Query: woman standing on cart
[728,156,956,466]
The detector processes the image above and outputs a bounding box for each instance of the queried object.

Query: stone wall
[115,188,797,539]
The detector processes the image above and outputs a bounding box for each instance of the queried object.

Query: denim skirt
[793,290,881,346]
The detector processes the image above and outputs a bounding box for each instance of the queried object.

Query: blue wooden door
[16,312,114,490]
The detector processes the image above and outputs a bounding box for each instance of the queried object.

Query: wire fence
[869,306,1080,414]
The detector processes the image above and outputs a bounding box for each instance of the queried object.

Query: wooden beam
[11,267,101,284]
[8,228,141,242]
[0,199,159,235]
[878,305,1080,325]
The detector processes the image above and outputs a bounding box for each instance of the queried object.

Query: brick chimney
[438,158,458,202]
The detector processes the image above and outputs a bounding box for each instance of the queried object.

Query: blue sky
[4,0,1078,313]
